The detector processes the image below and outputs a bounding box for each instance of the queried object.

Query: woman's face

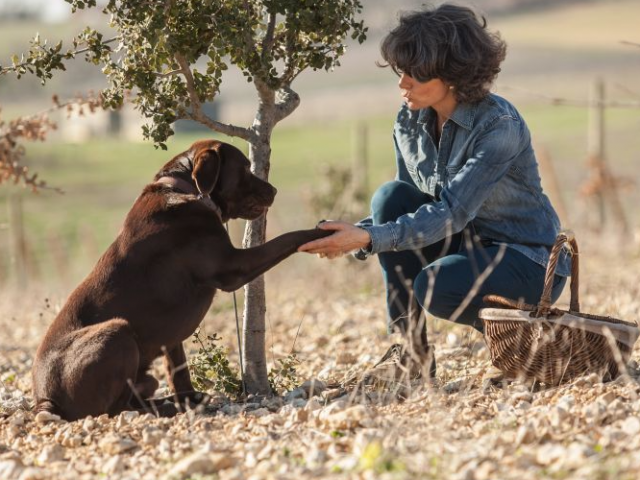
[398,73,455,112]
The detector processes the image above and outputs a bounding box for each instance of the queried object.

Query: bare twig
[0,92,104,192]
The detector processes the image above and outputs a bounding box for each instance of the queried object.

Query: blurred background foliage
[0,0,639,295]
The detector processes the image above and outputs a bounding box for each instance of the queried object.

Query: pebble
[515,423,536,445]
[141,427,163,447]
[324,405,370,430]
[305,397,323,412]
[221,404,243,416]
[37,444,65,464]
[300,379,327,397]
[535,443,566,466]
[164,451,229,478]
[98,434,138,454]
[245,408,270,418]
[8,412,25,427]
[15,467,46,480]
[102,455,125,475]
[0,459,24,479]
[621,416,640,436]
[116,410,140,429]
[284,388,306,402]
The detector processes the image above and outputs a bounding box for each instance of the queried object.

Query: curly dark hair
[378,3,507,104]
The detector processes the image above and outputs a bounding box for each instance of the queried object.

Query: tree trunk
[242,88,276,395]
[241,82,300,395]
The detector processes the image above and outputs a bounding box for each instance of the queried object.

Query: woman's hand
[298,221,371,259]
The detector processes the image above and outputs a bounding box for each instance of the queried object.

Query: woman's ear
[192,148,221,196]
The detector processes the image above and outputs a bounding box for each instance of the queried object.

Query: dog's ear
[192,148,221,196]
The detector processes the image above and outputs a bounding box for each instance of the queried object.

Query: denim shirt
[358,93,571,277]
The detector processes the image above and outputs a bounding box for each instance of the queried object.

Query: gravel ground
[2,234,640,480]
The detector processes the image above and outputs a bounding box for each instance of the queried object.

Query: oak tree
[1,0,367,394]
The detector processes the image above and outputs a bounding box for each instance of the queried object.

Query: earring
[449,85,454,90]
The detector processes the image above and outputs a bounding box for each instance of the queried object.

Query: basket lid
[479,307,640,348]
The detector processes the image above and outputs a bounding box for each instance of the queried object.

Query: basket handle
[536,230,579,316]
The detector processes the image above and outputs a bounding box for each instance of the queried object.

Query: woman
[299,4,570,380]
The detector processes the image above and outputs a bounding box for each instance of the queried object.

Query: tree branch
[153,69,182,78]
[174,53,203,116]
[261,11,277,59]
[186,112,256,143]
[175,53,254,142]
[274,86,300,123]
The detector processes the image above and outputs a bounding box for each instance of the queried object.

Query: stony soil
[2,235,640,480]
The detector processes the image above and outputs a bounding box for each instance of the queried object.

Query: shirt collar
[417,101,477,130]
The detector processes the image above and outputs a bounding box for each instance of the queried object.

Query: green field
[1,99,638,289]
[1,0,640,288]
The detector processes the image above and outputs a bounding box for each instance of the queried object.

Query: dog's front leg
[213,228,332,292]
[163,344,206,404]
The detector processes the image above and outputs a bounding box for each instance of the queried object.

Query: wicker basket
[479,232,639,385]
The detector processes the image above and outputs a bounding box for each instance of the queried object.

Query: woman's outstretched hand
[298,221,371,259]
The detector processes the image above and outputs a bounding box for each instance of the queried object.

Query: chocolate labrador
[32,140,331,420]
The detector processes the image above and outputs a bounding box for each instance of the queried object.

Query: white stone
[550,405,570,428]
[536,443,566,466]
[81,417,96,432]
[305,448,327,467]
[116,410,140,429]
[98,434,137,454]
[102,455,125,475]
[563,442,591,469]
[446,332,461,347]
[37,444,65,464]
[141,427,163,446]
[0,459,24,480]
[15,467,46,480]
[9,412,25,427]
[324,405,370,429]
[305,397,322,412]
[621,417,640,436]
[515,423,536,445]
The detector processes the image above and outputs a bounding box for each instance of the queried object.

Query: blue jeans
[371,181,566,344]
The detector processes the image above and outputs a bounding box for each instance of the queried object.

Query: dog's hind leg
[37,319,141,421]
[161,344,207,405]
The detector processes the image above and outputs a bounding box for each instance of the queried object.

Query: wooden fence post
[584,78,629,234]
[8,191,28,288]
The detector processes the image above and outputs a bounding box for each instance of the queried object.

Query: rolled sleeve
[359,223,397,255]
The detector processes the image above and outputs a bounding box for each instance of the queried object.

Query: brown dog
[32,140,331,420]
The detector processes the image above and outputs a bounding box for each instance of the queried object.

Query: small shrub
[189,329,302,397]
[189,329,242,398]
[268,353,301,395]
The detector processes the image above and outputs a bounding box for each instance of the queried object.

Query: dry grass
[1,229,640,479]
